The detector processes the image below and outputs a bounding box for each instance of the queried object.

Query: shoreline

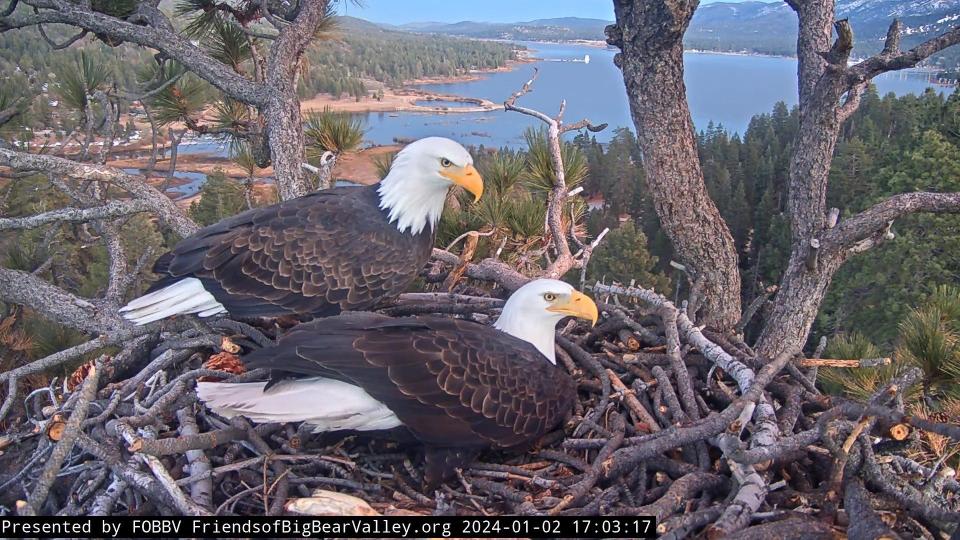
[301,51,534,115]
[54,37,953,195]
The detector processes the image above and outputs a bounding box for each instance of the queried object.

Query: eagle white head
[377,137,484,235]
[494,279,599,364]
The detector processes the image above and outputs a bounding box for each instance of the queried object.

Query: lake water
[170,41,951,188]
[122,168,208,199]
[358,41,952,148]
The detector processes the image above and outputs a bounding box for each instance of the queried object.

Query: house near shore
[585,193,605,211]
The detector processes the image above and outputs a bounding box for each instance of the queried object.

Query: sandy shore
[300,54,534,115]
[300,87,501,115]
[111,144,397,184]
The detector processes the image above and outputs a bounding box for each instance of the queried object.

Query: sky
[340,0,756,25]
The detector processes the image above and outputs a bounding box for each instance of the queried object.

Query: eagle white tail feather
[196,378,402,433]
[120,278,226,325]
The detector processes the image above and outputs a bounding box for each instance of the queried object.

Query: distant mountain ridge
[686,0,960,62]
[391,17,609,41]
[378,2,959,66]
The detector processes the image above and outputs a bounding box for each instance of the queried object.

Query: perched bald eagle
[197,279,598,484]
[120,137,483,324]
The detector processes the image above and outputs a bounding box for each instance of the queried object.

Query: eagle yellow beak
[547,290,599,327]
[440,163,484,202]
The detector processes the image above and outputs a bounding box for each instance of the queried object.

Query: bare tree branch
[35,20,86,49]
[503,69,606,279]
[4,0,265,105]
[0,200,152,231]
[0,267,128,334]
[848,24,960,84]
[0,148,199,237]
[0,95,26,127]
[837,81,868,123]
[825,192,960,250]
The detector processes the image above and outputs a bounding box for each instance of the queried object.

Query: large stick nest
[0,280,958,539]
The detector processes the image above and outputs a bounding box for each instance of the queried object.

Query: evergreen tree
[189,169,248,226]
[586,221,671,293]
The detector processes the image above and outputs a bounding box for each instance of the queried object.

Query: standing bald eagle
[120,137,483,324]
[197,279,598,484]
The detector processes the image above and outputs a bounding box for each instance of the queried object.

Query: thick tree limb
[825,192,960,250]
[0,200,152,231]
[4,0,265,105]
[608,0,743,330]
[0,267,129,335]
[0,147,199,237]
[848,24,960,85]
[431,248,529,292]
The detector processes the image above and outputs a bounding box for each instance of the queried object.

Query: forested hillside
[576,86,960,347]
[301,17,519,98]
[0,13,519,128]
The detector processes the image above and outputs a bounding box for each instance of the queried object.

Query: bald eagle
[120,137,483,324]
[197,279,598,485]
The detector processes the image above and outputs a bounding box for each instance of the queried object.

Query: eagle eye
[440,157,453,167]
[543,293,557,302]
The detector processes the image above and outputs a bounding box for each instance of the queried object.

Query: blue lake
[358,41,952,148]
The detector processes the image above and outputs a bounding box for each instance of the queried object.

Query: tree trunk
[608,1,742,330]
[755,2,848,359]
[260,0,335,200]
[792,0,835,106]
[264,84,310,200]
[755,249,844,359]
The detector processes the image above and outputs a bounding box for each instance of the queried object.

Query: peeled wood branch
[708,460,766,538]
[112,421,212,515]
[836,401,960,442]
[608,368,660,433]
[0,200,152,230]
[798,357,891,368]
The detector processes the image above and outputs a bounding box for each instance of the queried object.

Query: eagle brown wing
[243,314,576,449]
[152,185,434,318]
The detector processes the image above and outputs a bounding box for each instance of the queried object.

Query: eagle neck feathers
[376,151,450,236]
